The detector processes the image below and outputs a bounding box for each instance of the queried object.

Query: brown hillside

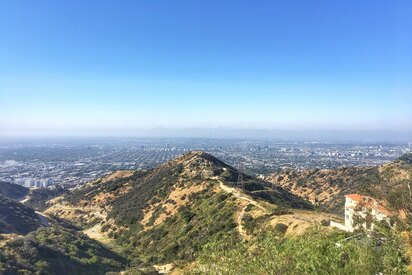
[45,151,317,268]
[265,154,412,213]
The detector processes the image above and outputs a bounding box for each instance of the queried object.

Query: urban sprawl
[0,138,411,190]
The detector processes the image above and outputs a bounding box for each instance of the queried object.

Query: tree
[387,183,412,231]
[34,260,50,275]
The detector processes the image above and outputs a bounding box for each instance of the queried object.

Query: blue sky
[0,1,411,138]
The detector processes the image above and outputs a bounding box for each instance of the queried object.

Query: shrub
[274,223,288,234]
[195,229,410,274]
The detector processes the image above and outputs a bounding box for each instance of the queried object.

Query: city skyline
[1,1,411,138]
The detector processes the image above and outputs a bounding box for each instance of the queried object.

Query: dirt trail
[35,211,50,227]
[218,181,266,211]
[153,263,175,274]
[83,223,109,244]
[20,196,30,204]
[237,206,249,239]
[47,204,106,218]
[217,178,337,238]
[217,180,267,239]
[47,203,112,244]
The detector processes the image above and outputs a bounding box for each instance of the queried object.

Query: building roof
[345,193,391,216]
[345,194,364,202]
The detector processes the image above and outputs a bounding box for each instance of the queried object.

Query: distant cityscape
[0,138,411,189]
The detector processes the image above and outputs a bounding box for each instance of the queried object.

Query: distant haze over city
[1,137,411,189]
[1,129,411,143]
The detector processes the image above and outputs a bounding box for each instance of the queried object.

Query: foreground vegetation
[194,169,412,275]
[119,188,239,267]
[193,228,410,275]
[0,226,127,275]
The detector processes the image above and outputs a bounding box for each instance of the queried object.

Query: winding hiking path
[83,223,110,244]
[35,211,50,227]
[218,181,266,211]
[46,204,107,220]
[46,203,111,242]
[237,206,248,238]
[217,179,267,239]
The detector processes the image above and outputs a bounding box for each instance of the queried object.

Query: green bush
[118,190,239,267]
[274,223,288,234]
[0,226,128,274]
[194,229,409,275]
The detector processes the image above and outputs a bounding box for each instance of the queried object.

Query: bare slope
[266,153,412,213]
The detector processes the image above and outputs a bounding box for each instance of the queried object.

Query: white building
[331,194,390,232]
[344,194,390,232]
[24,178,35,188]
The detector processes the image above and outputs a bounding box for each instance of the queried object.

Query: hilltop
[265,153,412,213]
[45,151,320,270]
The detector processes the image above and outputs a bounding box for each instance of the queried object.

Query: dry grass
[268,210,339,236]
[83,223,110,244]
[141,182,207,228]
[102,170,135,183]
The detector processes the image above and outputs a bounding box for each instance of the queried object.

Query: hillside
[24,187,65,211]
[265,153,412,213]
[0,226,127,274]
[0,181,29,201]
[0,194,127,275]
[45,151,317,270]
[0,195,43,235]
[0,181,64,211]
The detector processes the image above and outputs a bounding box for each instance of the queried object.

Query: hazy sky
[0,1,411,138]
